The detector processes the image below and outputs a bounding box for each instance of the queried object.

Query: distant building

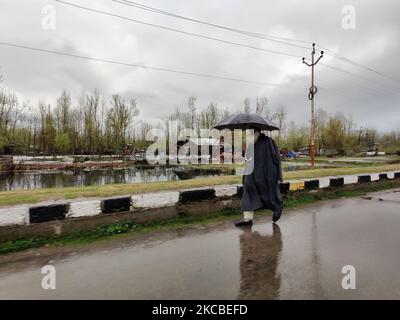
[177,137,221,162]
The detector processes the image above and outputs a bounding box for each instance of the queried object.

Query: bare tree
[0,83,398,156]
[107,94,139,154]
[256,96,267,115]
[0,68,4,84]
[272,105,287,144]
[272,105,287,131]
[315,108,328,154]
[187,96,197,129]
[243,98,251,113]
[55,90,71,134]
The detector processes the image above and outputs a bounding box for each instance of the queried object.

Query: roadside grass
[0,163,399,207]
[1,179,400,256]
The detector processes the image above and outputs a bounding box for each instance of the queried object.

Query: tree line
[0,86,399,156]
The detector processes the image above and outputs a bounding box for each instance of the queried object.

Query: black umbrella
[213,113,279,131]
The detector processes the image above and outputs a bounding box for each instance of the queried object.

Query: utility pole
[303,43,323,168]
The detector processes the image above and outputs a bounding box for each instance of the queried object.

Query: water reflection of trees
[0,167,185,191]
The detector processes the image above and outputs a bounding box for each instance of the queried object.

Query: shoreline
[1,179,400,256]
[0,164,399,207]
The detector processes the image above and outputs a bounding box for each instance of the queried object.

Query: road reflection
[238,224,282,299]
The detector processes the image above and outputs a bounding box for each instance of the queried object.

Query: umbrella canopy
[213,113,279,131]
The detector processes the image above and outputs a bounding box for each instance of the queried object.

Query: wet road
[1,189,400,299]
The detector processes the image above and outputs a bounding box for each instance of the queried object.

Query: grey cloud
[0,0,399,130]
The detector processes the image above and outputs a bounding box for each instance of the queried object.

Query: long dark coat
[241,133,283,212]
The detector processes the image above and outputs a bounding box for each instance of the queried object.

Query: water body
[0,166,225,191]
[1,189,400,299]
[0,161,329,191]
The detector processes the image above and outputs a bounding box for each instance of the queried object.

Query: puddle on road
[1,190,400,299]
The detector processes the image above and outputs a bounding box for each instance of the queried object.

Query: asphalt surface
[1,189,400,299]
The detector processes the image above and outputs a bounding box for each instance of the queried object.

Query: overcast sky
[0,0,399,131]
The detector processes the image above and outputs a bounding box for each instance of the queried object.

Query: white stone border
[387,172,395,179]
[0,205,29,227]
[0,171,398,228]
[318,177,331,188]
[68,200,102,218]
[132,191,179,209]
[214,185,238,198]
[370,173,380,181]
[344,175,359,185]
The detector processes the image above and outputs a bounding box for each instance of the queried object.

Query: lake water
[0,162,317,192]
[0,167,225,191]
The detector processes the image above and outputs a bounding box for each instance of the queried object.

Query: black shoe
[272,207,283,223]
[234,219,253,227]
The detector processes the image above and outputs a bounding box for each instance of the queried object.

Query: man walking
[235,129,283,226]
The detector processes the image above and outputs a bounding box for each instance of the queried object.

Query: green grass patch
[1,179,400,256]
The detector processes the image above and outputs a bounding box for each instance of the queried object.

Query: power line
[319,86,397,114]
[319,66,394,97]
[1,41,396,119]
[319,62,400,96]
[57,0,400,92]
[109,0,312,50]
[110,0,400,87]
[318,44,400,88]
[323,50,400,84]
[0,41,304,89]
[54,0,304,59]
[319,80,384,99]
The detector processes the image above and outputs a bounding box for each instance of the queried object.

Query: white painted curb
[214,185,238,197]
[0,171,398,228]
[0,206,29,226]
[132,191,179,209]
[68,200,102,218]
